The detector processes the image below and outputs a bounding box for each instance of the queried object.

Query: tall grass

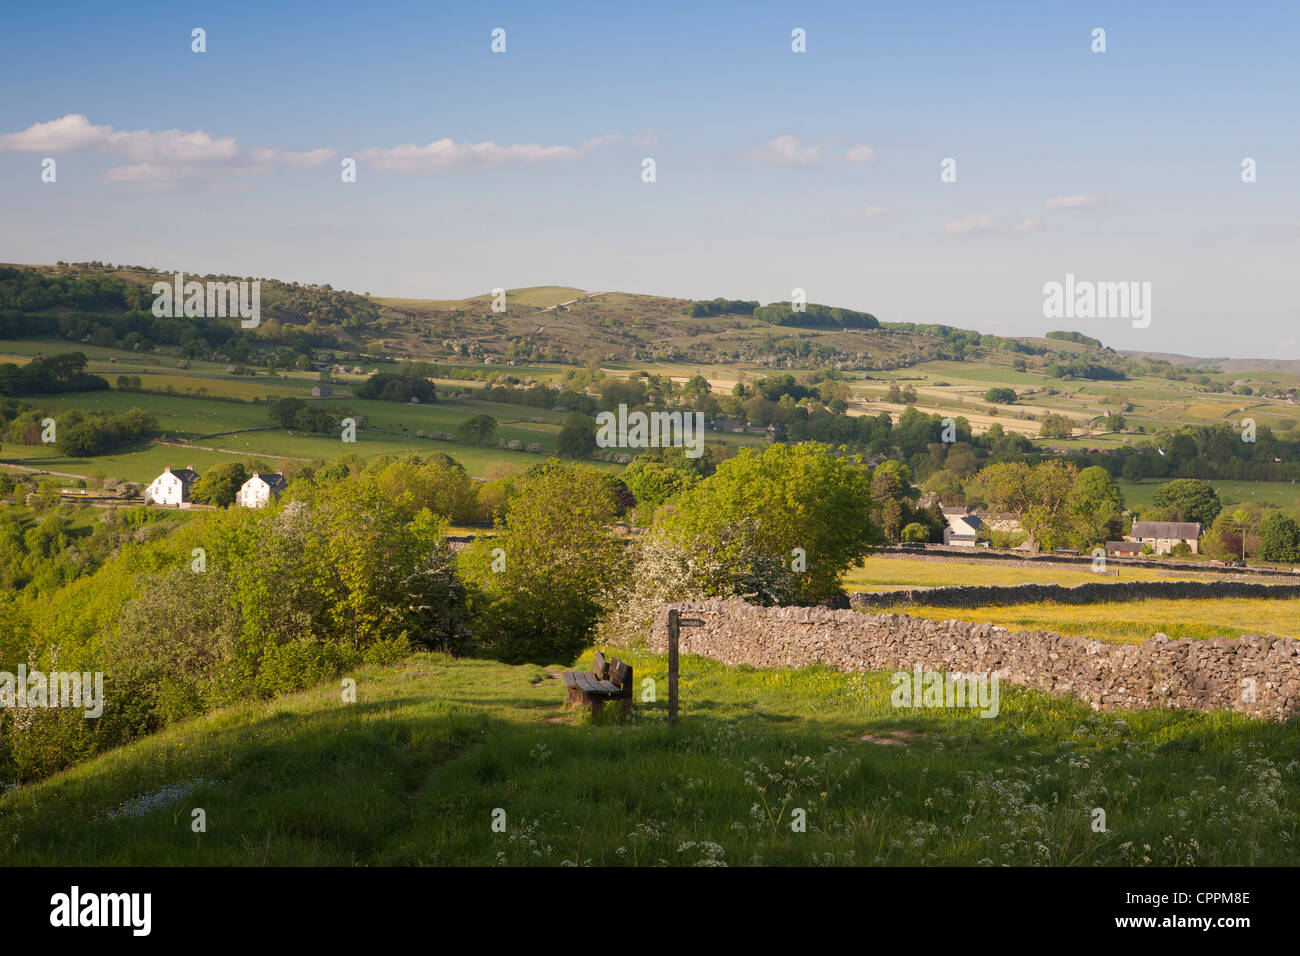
[3,649,1296,866]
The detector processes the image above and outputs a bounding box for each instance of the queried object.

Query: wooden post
[667,609,679,728]
[667,611,704,729]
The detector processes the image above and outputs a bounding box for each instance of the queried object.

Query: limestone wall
[645,599,1300,720]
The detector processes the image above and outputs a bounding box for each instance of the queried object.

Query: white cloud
[1044,193,1115,210]
[249,147,335,167]
[0,114,335,186]
[0,113,111,152]
[744,134,821,166]
[842,144,878,164]
[841,203,889,219]
[945,214,996,234]
[945,214,1040,234]
[356,134,619,172]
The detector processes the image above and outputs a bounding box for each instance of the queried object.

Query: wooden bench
[562,650,633,714]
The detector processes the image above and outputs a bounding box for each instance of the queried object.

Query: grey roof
[1106,540,1144,552]
[250,472,287,490]
[164,467,198,484]
[1130,521,1202,539]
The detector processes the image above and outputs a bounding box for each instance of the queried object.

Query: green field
[841,555,1264,593]
[1119,478,1300,511]
[887,596,1300,645]
[2,647,1295,866]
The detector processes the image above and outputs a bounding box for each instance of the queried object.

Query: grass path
[3,649,1297,866]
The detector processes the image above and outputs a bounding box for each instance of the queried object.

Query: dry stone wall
[646,599,1300,720]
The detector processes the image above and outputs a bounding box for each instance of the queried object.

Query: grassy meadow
[884,596,1300,645]
[3,648,1296,866]
[840,554,1267,593]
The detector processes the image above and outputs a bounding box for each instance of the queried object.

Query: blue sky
[2,0,1297,358]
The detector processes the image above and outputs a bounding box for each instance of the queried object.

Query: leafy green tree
[900,522,930,543]
[622,455,700,506]
[1039,414,1073,439]
[456,414,498,447]
[984,387,1017,404]
[362,453,480,524]
[557,412,596,458]
[1069,465,1126,546]
[269,397,306,428]
[189,462,249,507]
[1153,478,1222,527]
[659,443,876,603]
[1258,511,1300,563]
[460,461,629,663]
[970,460,1080,552]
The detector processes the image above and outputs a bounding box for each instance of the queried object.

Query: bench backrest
[592,650,608,680]
[608,658,631,693]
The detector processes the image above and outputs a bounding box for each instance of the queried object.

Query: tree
[1258,511,1300,563]
[557,412,596,458]
[459,462,629,664]
[659,443,876,603]
[456,414,497,447]
[1069,465,1126,546]
[1021,460,1078,551]
[621,455,700,507]
[268,397,307,428]
[355,372,435,403]
[189,462,249,508]
[969,460,1079,552]
[984,387,1017,404]
[1039,414,1073,439]
[1152,478,1222,527]
[900,522,930,543]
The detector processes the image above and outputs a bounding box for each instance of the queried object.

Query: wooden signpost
[666,609,705,728]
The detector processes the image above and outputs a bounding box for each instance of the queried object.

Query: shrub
[657,443,876,603]
[900,522,930,543]
[459,462,630,664]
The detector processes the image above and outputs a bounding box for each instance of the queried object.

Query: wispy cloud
[744,134,821,166]
[1044,193,1115,210]
[945,214,1040,235]
[0,114,334,187]
[841,203,890,219]
[356,134,619,172]
[841,144,878,164]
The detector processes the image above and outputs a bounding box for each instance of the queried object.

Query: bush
[658,443,876,604]
[900,522,930,543]
[459,462,630,664]
[601,518,796,645]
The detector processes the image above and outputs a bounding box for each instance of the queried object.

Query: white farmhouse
[144,465,199,506]
[236,471,287,509]
[941,507,983,547]
[1126,520,1202,555]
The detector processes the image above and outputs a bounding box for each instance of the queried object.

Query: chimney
[164,466,171,473]
[187,464,195,471]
